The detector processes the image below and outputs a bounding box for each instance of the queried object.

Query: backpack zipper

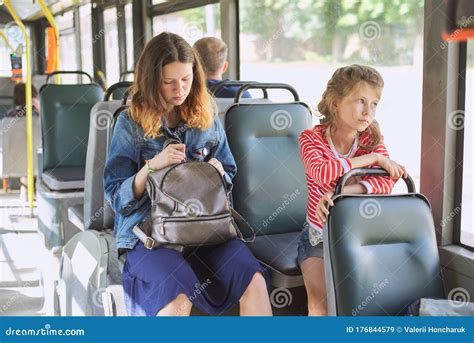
[156,213,231,236]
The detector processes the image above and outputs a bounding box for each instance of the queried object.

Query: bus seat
[68,204,85,232]
[210,81,272,124]
[215,98,273,125]
[324,169,445,316]
[0,77,15,118]
[225,83,312,288]
[40,83,103,191]
[61,85,131,316]
[0,116,41,178]
[58,229,121,316]
[67,82,132,231]
[82,100,123,231]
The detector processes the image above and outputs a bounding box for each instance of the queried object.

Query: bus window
[79,4,94,77]
[103,6,120,85]
[239,0,424,191]
[125,3,134,71]
[56,11,79,83]
[152,3,221,45]
[461,41,473,248]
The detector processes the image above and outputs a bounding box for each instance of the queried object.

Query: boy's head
[193,37,228,78]
[13,82,39,106]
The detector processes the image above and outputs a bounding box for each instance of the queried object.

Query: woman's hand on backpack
[150,144,186,170]
[208,158,225,176]
[316,190,334,224]
[375,154,407,180]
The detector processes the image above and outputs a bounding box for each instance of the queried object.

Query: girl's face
[332,81,381,133]
[161,62,193,107]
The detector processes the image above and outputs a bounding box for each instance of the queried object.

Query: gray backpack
[133,160,255,250]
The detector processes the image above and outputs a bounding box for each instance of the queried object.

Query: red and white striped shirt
[299,124,394,232]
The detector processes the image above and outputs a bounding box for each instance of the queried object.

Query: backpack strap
[231,208,256,243]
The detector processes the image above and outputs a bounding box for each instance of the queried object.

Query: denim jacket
[103,111,237,249]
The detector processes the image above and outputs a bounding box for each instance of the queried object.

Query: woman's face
[333,81,381,133]
[160,62,193,107]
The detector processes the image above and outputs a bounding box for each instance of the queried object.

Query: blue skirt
[122,239,268,316]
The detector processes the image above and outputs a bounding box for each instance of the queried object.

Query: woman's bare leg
[300,257,327,316]
[239,272,273,316]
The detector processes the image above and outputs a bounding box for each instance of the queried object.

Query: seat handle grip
[46,70,93,84]
[334,168,416,195]
[233,83,300,103]
[104,81,132,101]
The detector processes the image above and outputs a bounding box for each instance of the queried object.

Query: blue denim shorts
[297,222,324,266]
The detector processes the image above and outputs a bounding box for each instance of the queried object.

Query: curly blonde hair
[317,64,384,150]
[130,32,213,139]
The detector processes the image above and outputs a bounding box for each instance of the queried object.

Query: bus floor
[0,191,51,316]
[0,190,310,317]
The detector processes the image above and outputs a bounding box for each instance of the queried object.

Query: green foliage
[239,0,424,65]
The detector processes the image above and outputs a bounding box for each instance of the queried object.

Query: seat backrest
[215,98,273,125]
[1,116,41,177]
[325,171,444,316]
[84,100,123,230]
[225,102,311,236]
[40,84,103,171]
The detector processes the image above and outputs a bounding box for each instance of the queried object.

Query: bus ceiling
[0,0,89,21]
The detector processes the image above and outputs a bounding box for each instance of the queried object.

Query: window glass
[152,3,220,45]
[56,11,74,31]
[79,4,94,77]
[461,41,473,247]
[125,3,134,73]
[239,0,424,192]
[103,6,120,86]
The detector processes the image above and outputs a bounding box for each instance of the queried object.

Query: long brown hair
[317,64,384,150]
[130,32,213,138]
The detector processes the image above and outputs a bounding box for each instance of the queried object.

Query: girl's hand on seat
[150,144,186,170]
[208,158,225,176]
[375,155,407,180]
[316,190,334,224]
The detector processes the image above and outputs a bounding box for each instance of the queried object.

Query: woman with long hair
[104,32,272,316]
